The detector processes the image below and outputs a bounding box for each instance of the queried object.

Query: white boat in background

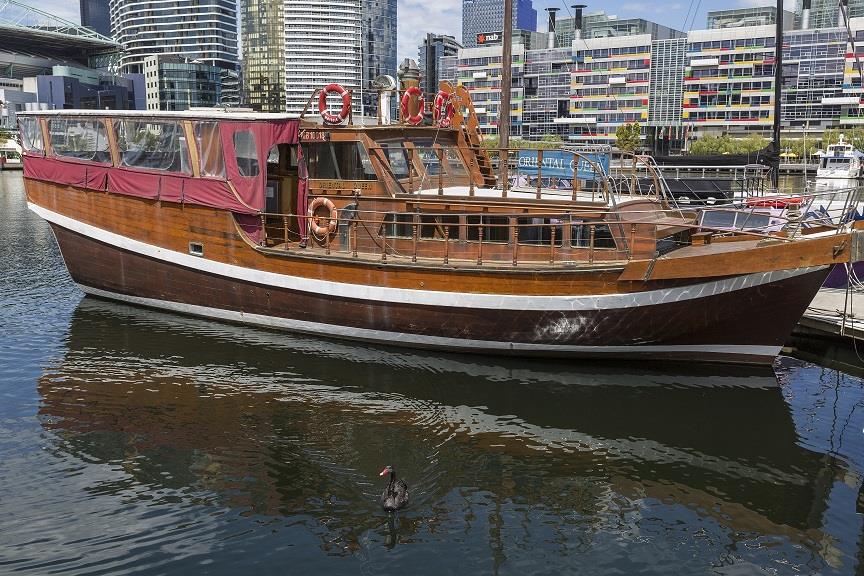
[0,137,22,170]
[816,135,864,179]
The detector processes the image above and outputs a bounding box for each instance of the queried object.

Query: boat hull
[44,219,831,366]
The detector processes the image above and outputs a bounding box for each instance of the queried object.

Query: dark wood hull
[47,223,831,365]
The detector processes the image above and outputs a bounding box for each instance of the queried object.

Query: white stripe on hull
[29,202,826,313]
[78,284,783,361]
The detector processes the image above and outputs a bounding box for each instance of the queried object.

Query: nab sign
[476,32,501,45]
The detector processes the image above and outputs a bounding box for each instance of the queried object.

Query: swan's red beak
[379,467,390,476]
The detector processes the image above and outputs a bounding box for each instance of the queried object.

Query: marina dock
[790,286,864,372]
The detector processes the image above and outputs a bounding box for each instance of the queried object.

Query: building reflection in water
[35,298,864,571]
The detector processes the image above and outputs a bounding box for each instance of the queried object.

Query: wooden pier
[789,287,864,373]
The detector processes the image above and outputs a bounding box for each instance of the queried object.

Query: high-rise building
[242,0,395,115]
[80,0,111,38]
[462,0,537,48]
[418,34,462,95]
[109,0,239,74]
[283,0,362,114]
[242,0,285,112]
[361,0,397,114]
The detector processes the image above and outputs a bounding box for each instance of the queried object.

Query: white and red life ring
[400,86,424,125]
[319,84,351,125]
[433,91,455,127]
[308,196,338,236]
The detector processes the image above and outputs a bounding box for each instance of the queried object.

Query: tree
[615,121,641,152]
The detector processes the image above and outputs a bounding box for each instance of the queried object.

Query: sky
[38,0,788,62]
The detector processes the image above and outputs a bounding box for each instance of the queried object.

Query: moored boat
[817,135,864,179]
[17,84,862,366]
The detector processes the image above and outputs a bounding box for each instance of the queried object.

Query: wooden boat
[16,84,863,366]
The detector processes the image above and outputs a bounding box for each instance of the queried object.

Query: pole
[499,0,513,190]
[771,0,783,189]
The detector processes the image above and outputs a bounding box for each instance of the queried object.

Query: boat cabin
[18,106,696,268]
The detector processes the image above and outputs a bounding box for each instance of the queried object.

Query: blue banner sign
[516,150,609,181]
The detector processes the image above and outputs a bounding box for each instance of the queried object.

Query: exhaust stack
[801,0,811,29]
[572,4,586,41]
[546,8,560,48]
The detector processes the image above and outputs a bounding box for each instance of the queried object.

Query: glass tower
[462,0,537,48]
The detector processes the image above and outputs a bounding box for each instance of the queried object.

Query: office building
[361,0,397,114]
[419,34,462,95]
[143,55,222,111]
[462,0,537,48]
[80,0,112,38]
[109,0,239,74]
[243,0,395,115]
[522,47,573,139]
[803,0,864,29]
[456,44,525,136]
[242,0,285,112]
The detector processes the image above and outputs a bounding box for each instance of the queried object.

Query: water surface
[1,172,863,575]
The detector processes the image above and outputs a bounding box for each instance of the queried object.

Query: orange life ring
[319,84,351,125]
[433,90,455,127]
[308,196,338,236]
[400,86,424,125]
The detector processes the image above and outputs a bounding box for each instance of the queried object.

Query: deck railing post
[352,220,358,258]
[501,149,508,199]
[444,226,450,264]
[512,225,518,267]
[589,224,595,264]
[283,215,289,250]
[437,148,444,195]
[629,224,636,259]
[477,224,483,265]
[536,149,543,199]
[381,220,387,262]
[260,214,267,246]
[325,225,331,255]
[412,214,418,262]
[550,224,556,264]
[408,148,414,193]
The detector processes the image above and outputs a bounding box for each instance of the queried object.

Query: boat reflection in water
[36,299,862,571]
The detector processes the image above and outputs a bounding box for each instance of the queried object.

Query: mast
[771,0,783,189]
[499,0,513,190]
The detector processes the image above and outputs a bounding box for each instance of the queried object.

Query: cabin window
[443,148,467,175]
[48,118,111,163]
[18,117,43,154]
[572,222,616,249]
[420,214,460,239]
[305,142,376,180]
[194,121,225,178]
[116,120,191,174]
[415,147,443,175]
[233,130,259,177]
[381,213,417,238]
[466,215,510,243]
[517,217,564,246]
[379,142,411,179]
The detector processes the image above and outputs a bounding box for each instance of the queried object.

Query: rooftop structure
[706,7,796,30]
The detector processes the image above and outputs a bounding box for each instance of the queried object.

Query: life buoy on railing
[308,196,338,236]
[400,86,424,125]
[433,90,455,127]
[318,84,351,125]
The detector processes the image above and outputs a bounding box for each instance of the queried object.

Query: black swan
[379,465,409,512]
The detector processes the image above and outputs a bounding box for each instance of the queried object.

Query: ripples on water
[1,172,863,575]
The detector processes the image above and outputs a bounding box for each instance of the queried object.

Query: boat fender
[309,196,338,236]
[319,84,351,125]
[400,86,424,125]
[433,91,455,127]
